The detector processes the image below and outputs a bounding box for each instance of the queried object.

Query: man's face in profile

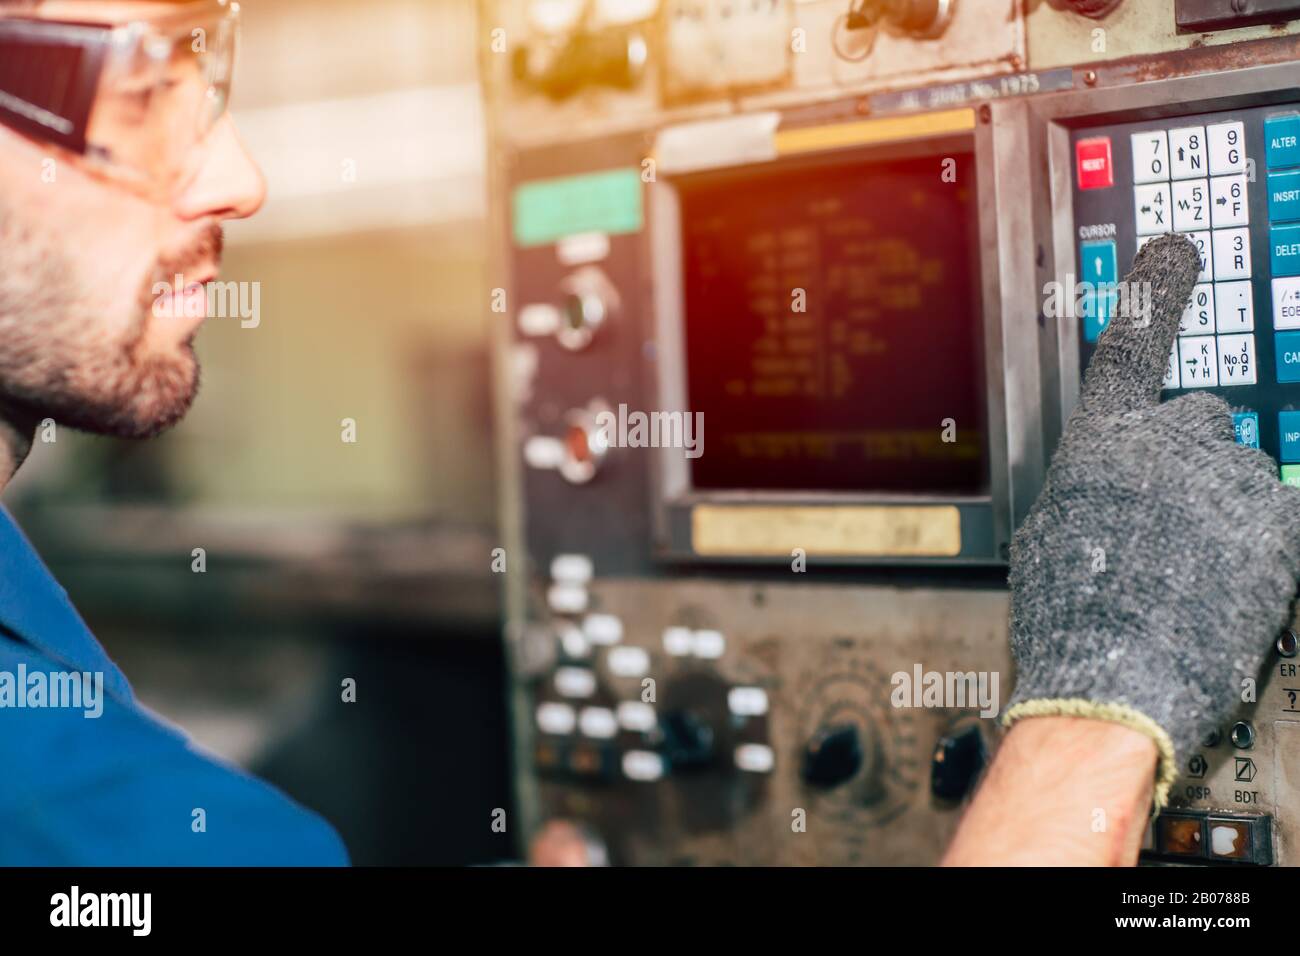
[0,0,264,438]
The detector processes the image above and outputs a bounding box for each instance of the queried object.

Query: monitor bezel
[646,108,1044,565]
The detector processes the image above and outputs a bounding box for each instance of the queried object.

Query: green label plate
[512,168,643,248]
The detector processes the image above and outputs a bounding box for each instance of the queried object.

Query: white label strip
[653,113,780,175]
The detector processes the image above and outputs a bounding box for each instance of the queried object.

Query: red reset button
[1076,136,1114,190]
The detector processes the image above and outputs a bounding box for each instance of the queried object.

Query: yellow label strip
[773,108,976,157]
[691,505,962,558]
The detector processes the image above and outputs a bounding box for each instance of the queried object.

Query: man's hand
[946,233,1300,865]
[942,717,1156,866]
[1002,232,1300,808]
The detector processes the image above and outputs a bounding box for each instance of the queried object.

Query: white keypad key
[1209,174,1249,228]
[1214,280,1254,332]
[1132,130,1170,184]
[1169,126,1208,180]
[1179,335,1219,387]
[1179,283,1215,335]
[1134,182,1173,234]
[1172,179,1210,231]
[1163,341,1181,390]
[1186,231,1213,282]
[1211,227,1252,280]
[1272,276,1300,330]
[1142,231,1211,281]
[1217,333,1257,385]
[1207,121,1247,176]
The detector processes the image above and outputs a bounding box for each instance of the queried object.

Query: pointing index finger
[1077,233,1201,416]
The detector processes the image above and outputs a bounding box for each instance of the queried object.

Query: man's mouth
[152,272,217,318]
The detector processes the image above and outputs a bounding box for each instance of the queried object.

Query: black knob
[931,724,987,801]
[660,710,716,771]
[802,723,863,788]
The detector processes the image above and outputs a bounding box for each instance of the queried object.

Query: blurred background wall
[5,0,513,865]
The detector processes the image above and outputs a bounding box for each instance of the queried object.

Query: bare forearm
[941,716,1157,866]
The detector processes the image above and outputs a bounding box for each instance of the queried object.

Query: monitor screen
[677,148,988,495]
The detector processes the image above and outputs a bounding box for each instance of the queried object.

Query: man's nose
[172,114,267,222]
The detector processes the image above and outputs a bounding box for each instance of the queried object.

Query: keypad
[1124,121,1256,391]
[1072,108,1300,474]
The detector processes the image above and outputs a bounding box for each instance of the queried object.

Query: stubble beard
[0,203,220,439]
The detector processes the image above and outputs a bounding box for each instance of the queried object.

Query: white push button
[518,303,561,337]
[1179,283,1215,336]
[1172,178,1209,232]
[555,666,597,699]
[536,701,577,735]
[692,629,726,659]
[1211,227,1252,280]
[551,553,594,584]
[578,706,618,739]
[622,750,665,781]
[524,436,565,469]
[1273,276,1300,330]
[1207,121,1247,176]
[582,613,623,646]
[1217,333,1257,386]
[1179,335,1219,387]
[1134,182,1172,234]
[547,582,589,615]
[1210,174,1249,228]
[1169,126,1208,180]
[735,743,775,774]
[662,626,693,656]
[616,701,657,733]
[558,622,592,660]
[1132,130,1170,184]
[1214,280,1254,332]
[607,645,649,677]
[1162,341,1181,390]
[727,686,770,717]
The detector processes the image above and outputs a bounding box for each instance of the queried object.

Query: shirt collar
[0,506,132,700]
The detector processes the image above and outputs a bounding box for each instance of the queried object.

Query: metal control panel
[1029,57,1300,868]
[487,0,1300,866]
[521,580,1010,865]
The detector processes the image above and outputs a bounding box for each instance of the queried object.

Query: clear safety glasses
[0,0,240,199]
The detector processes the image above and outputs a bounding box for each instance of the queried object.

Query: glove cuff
[1000,698,1178,810]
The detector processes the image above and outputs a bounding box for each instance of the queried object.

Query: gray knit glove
[1003,232,1300,807]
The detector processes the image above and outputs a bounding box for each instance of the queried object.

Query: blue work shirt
[0,507,348,865]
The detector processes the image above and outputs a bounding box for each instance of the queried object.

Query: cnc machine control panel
[489,0,1300,867]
